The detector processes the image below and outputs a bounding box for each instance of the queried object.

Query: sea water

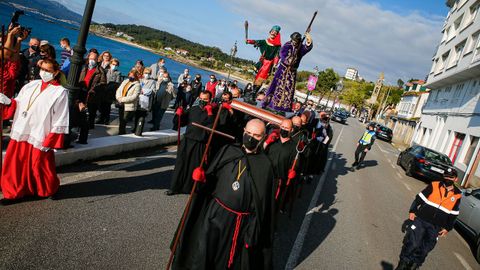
[0,4,243,86]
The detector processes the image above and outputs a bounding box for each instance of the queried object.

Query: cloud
[223,0,444,83]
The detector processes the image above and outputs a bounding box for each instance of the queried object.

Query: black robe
[318,124,333,172]
[265,139,297,207]
[170,105,213,194]
[172,145,275,270]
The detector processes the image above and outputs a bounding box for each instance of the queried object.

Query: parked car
[331,111,348,124]
[376,125,393,142]
[457,188,480,262]
[397,145,457,181]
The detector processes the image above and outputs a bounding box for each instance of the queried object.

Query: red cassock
[1,80,69,200]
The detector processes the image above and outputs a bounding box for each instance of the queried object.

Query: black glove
[401,219,413,233]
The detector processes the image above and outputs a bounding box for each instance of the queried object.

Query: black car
[331,111,348,124]
[397,145,456,181]
[376,125,393,142]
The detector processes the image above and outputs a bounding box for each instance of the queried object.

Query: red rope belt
[275,179,282,200]
[214,197,250,268]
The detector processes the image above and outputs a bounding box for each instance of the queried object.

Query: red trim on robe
[1,140,59,199]
[43,133,65,149]
[2,99,16,120]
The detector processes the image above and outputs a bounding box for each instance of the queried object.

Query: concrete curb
[53,128,185,167]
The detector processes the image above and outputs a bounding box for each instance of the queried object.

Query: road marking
[454,252,473,270]
[377,143,389,154]
[60,151,177,185]
[396,172,403,179]
[403,182,412,191]
[390,163,396,169]
[285,126,344,270]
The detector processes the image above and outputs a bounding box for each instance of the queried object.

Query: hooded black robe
[171,144,275,270]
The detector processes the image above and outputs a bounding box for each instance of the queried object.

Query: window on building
[465,1,480,27]
[454,13,464,32]
[464,136,479,165]
[465,31,480,54]
[452,83,464,102]
[437,51,450,72]
[449,40,466,67]
[434,89,441,101]
[473,35,480,62]
[470,80,479,95]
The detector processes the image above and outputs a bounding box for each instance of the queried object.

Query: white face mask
[40,70,55,82]
[88,59,97,69]
[163,77,169,82]
[111,65,117,71]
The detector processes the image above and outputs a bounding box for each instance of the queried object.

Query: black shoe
[150,128,159,131]
[352,162,358,167]
[147,120,154,124]
[165,190,177,196]
[95,119,104,124]
[76,140,88,145]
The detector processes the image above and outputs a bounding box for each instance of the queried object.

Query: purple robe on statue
[263,41,313,112]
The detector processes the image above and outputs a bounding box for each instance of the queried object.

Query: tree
[397,78,404,89]
[316,68,339,92]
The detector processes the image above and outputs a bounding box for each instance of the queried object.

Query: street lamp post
[64,0,96,145]
[227,41,237,81]
[65,0,96,105]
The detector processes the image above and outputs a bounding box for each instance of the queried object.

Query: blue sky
[57,0,449,83]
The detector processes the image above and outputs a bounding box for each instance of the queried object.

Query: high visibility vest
[420,181,462,215]
[359,130,375,145]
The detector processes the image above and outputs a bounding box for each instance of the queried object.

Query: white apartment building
[345,68,358,80]
[413,0,480,187]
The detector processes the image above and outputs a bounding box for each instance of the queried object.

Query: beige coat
[115,79,141,111]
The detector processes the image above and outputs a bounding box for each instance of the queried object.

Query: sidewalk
[3,108,183,167]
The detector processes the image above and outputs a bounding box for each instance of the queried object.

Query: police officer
[395,169,461,270]
[352,123,376,169]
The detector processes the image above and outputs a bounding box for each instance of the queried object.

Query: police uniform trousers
[399,217,440,266]
[354,144,369,163]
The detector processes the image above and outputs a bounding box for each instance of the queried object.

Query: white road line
[377,143,389,154]
[390,163,396,169]
[396,172,403,179]
[285,126,344,270]
[403,182,412,191]
[60,152,177,185]
[454,252,473,270]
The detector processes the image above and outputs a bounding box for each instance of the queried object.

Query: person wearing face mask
[318,115,333,173]
[263,31,313,112]
[0,59,69,201]
[133,67,156,136]
[76,50,106,142]
[115,69,141,135]
[395,170,461,270]
[18,37,40,89]
[97,58,122,125]
[264,119,297,210]
[166,91,215,196]
[177,68,191,87]
[149,58,166,80]
[170,118,275,270]
[59,37,72,65]
[150,72,176,131]
[215,79,227,98]
[205,74,218,98]
[189,74,202,107]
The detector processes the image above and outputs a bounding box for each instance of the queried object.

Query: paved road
[0,118,479,269]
